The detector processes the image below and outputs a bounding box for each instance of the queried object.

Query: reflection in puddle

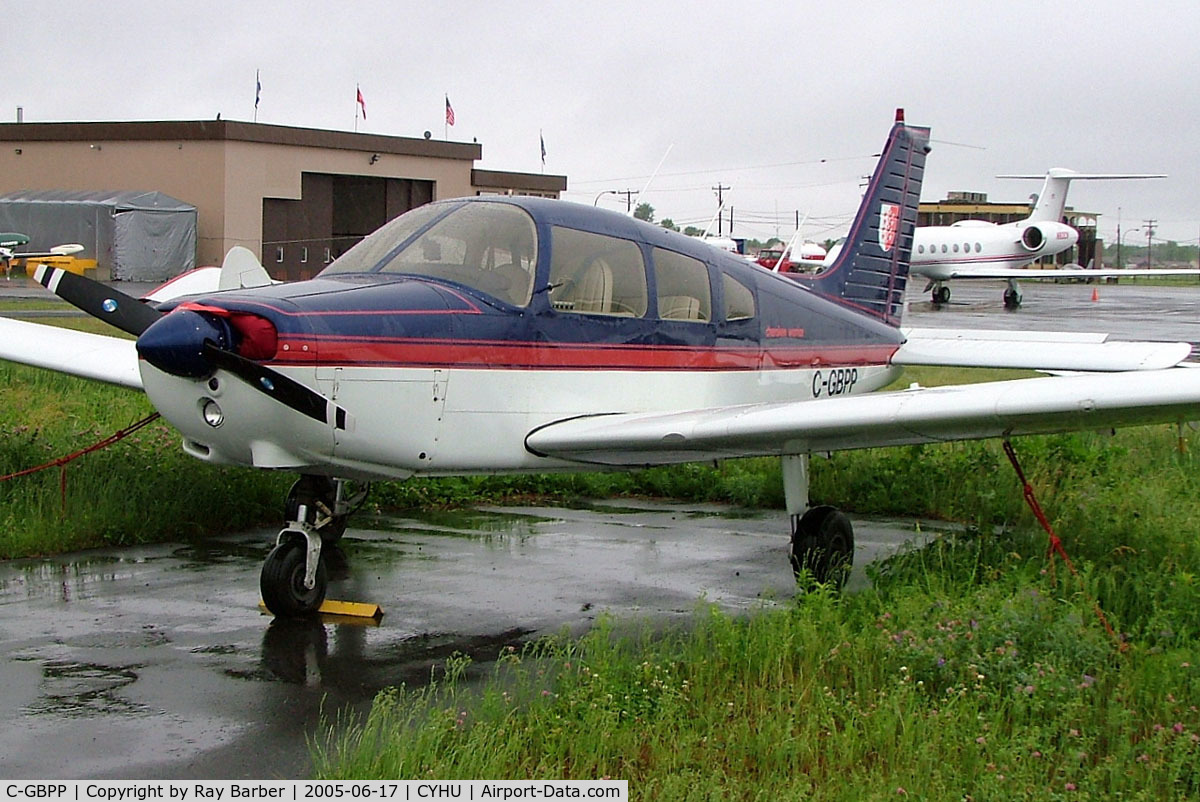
[22,659,146,718]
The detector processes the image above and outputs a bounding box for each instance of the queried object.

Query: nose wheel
[261,475,369,617]
[261,535,328,617]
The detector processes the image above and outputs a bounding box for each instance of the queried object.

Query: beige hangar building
[0,120,566,281]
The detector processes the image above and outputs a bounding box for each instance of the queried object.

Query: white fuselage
[141,360,902,481]
[911,220,1078,281]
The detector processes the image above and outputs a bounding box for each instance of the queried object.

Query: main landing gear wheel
[932,285,951,304]
[790,505,854,589]
[260,537,328,617]
[1003,288,1022,309]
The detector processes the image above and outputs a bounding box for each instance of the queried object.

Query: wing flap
[0,317,142,389]
[526,370,1200,466]
[895,328,1190,371]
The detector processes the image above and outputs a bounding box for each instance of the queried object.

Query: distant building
[0,120,567,280]
[919,190,1101,267]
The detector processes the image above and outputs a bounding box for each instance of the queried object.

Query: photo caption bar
[2,782,628,802]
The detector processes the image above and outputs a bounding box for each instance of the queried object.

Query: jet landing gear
[260,476,369,617]
[931,284,951,304]
[781,454,855,589]
[1003,279,1023,310]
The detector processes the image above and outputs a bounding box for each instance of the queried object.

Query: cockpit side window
[547,227,648,317]
[322,202,538,306]
[653,248,711,322]
[722,273,756,321]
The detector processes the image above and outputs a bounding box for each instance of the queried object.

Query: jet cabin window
[548,228,648,317]
[654,248,711,322]
[320,202,538,306]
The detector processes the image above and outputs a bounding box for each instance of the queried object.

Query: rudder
[792,110,929,326]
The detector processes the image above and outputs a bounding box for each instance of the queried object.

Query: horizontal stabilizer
[895,328,1190,371]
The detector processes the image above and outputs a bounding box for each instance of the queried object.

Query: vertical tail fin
[798,110,929,326]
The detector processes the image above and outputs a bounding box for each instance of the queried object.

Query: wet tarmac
[0,501,936,779]
[906,278,1200,351]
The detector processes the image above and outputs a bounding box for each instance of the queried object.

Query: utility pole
[616,190,637,213]
[712,183,730,235]
[1144,219,1156,267]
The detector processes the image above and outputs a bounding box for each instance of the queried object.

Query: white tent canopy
[0,189,197,281]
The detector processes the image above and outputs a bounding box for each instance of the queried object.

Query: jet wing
[945,267,1200,280]
[0,317,142,389]
[895,327,1191,371]
[525,369,1200,467]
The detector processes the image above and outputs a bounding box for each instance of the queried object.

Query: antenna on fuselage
[629,144,675,217]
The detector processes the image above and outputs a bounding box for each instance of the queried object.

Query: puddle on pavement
[20,659,147,718]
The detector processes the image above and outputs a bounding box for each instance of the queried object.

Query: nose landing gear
[260,475,369,617]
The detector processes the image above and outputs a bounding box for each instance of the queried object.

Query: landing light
[202,398,224,428]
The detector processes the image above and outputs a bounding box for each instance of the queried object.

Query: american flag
[445,96,455,126]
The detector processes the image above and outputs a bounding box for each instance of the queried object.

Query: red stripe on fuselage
[270,337,899,371]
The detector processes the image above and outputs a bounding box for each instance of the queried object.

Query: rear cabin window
[653,248,711,322]
[722,273,756,321]
[548,228,648,317]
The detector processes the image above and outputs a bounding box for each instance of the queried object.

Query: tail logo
[878,202,900,253]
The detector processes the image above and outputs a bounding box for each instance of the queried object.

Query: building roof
[0,119,483,161]
[0,188,194,211]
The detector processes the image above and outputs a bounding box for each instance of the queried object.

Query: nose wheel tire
[790,505,854,589]
[261,537,328,617]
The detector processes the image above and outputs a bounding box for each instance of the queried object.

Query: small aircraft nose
[136,308,230,378]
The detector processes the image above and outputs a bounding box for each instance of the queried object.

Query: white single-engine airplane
[2,110,1200,617]
[0,232,84,279]
[913,169,1200,308]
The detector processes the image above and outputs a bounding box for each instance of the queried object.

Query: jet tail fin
[792,109,930,326]
[998,169,1167,223]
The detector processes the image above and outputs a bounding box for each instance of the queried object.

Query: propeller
[31,264,349,429]
[33,263,163,336]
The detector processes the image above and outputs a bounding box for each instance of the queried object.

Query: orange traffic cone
[1091,287,1099,302]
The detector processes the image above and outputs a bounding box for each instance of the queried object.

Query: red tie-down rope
[1002,439,1126,652]
[0,412,161,515]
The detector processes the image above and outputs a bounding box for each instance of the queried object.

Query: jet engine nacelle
[1016,222,1077,254]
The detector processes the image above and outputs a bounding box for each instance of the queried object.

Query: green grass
[313,408,1200,797]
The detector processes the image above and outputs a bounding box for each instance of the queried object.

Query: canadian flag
[356,86,367,120]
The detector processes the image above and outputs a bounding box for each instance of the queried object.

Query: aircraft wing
[895,327,1191,371]
[944,267,1200,280]
[0,317,142,389]
[525,369,1200,467]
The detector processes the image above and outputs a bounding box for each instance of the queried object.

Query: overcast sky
[5,1,1199,245]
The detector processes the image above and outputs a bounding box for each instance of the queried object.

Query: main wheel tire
[934,285,951,304]
[285,476,348,543]
[1003,289,1022,309]
[261,537,327,617]
[790,505,854,589]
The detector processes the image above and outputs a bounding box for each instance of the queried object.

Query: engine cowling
[1017,222,1077,253]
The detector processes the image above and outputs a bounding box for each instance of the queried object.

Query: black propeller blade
[33,264,163,337]
[203,343,349,430]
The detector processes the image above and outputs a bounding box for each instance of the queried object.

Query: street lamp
[1117,227,1139,268]
[593,190,618,207]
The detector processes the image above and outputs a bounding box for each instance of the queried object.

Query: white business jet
[914,169,1197,308]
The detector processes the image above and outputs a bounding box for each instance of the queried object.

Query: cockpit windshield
[319,202,538,306]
